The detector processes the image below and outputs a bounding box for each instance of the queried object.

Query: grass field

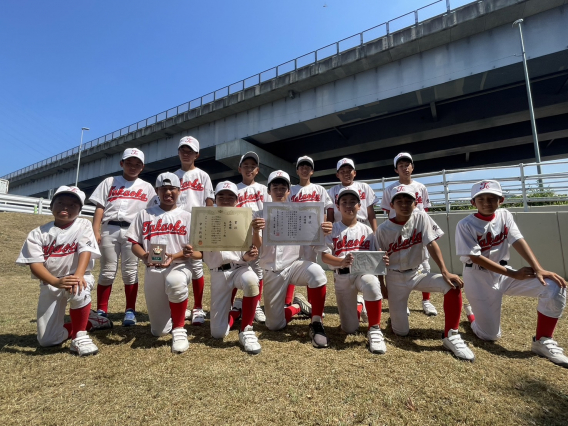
[1,212,567,425]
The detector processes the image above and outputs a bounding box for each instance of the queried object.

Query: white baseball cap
[52,185,86,206]
[178,136,199,153]
[471,180,503,199]
[267,170,291,186]
[155,172,181,188]
[390,184,416,203]
[296,155,314,169]
[394,152,413,168]
[215,181,239,197]
[239,151,260,166]
[336,187,360,204]
[122,148,145,164]
[336,158,355,171]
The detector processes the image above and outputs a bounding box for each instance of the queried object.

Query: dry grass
[1,212,567,425]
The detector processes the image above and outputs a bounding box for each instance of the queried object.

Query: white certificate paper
[190,207,252,251]
[350,251,387,275]
[263,202,324,246]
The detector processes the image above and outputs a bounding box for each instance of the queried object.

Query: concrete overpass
[5,0,568,198]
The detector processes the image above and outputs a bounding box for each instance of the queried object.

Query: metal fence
[2,0,474,181]
[0,193,95,217]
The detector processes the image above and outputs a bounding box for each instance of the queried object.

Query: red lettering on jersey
[477,226,508,251]
[108,186,149,202]
[415,192,423,205]
[236,191,264,207]
[141,219,188,240]
[43,241,78,259]
[180,179,205,192]
[291,190,321,203]
[332,235,371,256]
[386,229,423,256]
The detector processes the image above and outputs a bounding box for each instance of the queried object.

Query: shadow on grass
[459,320,532,359]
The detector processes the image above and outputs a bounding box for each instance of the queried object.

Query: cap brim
[472,189,503,199]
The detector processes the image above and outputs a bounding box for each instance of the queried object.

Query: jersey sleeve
[203,173,214,201]
[315,232,333,254]
[421,185,432,209]
[504,210,523,244]
[364,183,378,206]
[323,190,334,211]
[422,213,444,246]
[16,228,45,265]
[146,186,158,207]
[89,178,111,207]
[77,220,101,260]
[380,187,391,212]
[455,218,481,257]
[125,211,145,245]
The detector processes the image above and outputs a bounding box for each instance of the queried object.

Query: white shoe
[464,303,474,317]
[367,326,386,354]
[442,329,475,362]
[88,310,113,331]
[532,337,568,368]
[70,331,98,356]
[422,300,438,316]
[191,308,206,326]
[185,309,192,320]
[171,327,189,354]
[406,307,410,316]
[239,325,261,355]
[357,294,368,323]
[254,301,266,324]
[293,293,312,317]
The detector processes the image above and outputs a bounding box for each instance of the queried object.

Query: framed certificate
[263,202,324,246]
[350,251,387,275]
[190,207,252,251]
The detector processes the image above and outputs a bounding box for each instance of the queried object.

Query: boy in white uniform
[236,151,271,323]
[186,181,262,354]
[90,148,157,326]
[376,185,475,361]
[16,186,112,356]
[381,152,436,316]
[319,187,387,354]
[456,180,568,367]
[173,136,215,325]
[126,173,193,354]
[252,170,332,348]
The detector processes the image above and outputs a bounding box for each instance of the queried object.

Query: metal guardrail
[0,194,95,217]
[1,0,472,181]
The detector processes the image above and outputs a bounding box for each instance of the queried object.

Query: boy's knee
[306,264,327,288]
[241,272,260,297]
[538,281,566,318]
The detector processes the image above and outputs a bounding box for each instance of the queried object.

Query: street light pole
[513,18,543,180]
[75,127,90,187]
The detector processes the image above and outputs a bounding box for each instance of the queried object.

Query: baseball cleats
[239,325,261,355]
[532,337,568,368]
[293,293,312,317]
[442,329,475,362]
[422,300,438,316]
[309,321,329,349]
[191,308,206,326]
[185,309,192,320]
[70,331,98,357]
[88,310,113,331]
[357,294,368,323]
[96,309,108,318]
[122,309,136,327]
[171,327,189,354]
[367,326,386,354]
[254,301,266,324]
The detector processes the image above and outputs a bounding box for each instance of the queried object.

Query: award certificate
[190,207,252,251]
[263,202,324,246]
[350,251,387,275]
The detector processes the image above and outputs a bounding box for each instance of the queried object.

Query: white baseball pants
[98,224,139,286]
[299,245,317,262]
[334,273,382,334]
[189,258,204,280]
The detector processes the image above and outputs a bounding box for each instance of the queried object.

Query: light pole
[512,18,542,181]
[74,127,90,187]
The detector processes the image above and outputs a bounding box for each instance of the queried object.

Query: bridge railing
[0,193,95,217]
[2,0,476,182]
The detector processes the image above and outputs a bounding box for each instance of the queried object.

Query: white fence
[0,193,95,217]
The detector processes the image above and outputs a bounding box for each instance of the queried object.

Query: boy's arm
[92,204,104,244]
[29,263,83,292]
[426,241,463,288]
[251,218,264,248]
[131,242,153,267]
[367,206,377,232]
[469,253,538,282]
[321,252,353,268]
[205,198,214,207]
[326,208,335,223]
[512,239,567,288]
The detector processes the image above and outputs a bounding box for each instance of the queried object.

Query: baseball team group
[15,136,568,368]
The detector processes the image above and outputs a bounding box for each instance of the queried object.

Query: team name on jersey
[332,235,371,255]
[386,229,422,256]
[43,240,78,259]
[334,190,366,202]
[108,186,149,202]
[180,179,204,192]
[141,219,187,240]
[477,226,508,252]
[291,191,321,202]
[237,191,263,207]
[415,192,423,205]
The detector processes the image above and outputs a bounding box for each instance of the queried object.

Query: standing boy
[456,180,567,367]
[174,136,215,325]
[381,152,436,316]
[16,186,112,356]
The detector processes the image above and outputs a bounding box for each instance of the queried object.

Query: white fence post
[443,169,450,212]
[38,198,43,215]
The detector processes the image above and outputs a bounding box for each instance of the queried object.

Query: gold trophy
[150,244,167,265]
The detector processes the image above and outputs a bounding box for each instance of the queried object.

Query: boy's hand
[340,253,354,268]
[54,275,85,294]
[252,218,265,231]
[535,268,567,288]
[382,253,389,267]
[141,252,155,267]
[510,266,536,281]
[441,271,464,289]
[183,244,194,258]
[244,245,259,261]
[321,221,333,235]
[161,254,173,268]
[94,231,102,245]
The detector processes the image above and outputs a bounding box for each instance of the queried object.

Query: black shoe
[308,321,329,348]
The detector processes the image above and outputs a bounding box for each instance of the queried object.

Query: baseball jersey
[126,206,191,265]
[174,167,214,212]
[89,176,156,223]
[328,182,377,222]
[455,209,523,264]
[202,251,249,270]
[236,182,271,211]
[16,218,101,280]
[319,222,377,270]
[381,180,431,218]
[376,210,443,271]
[290,183,334,211]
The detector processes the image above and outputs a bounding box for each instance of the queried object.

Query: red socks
[285,305,301,323]
[124,283,138,312]
[365,299,382,328]
[192,277,205,309]
[258,279,264,298]
[536,311,558,340]
[169,299,189,329]
[422,292,431,301]
[443,288,462,336]
[285,284,295,305]
[69,303,91,339]
[241,295,259,331]
[357,302,363,320]
[96,284,112,313]
[63,323,73,339]
[307,286,326,319]
[228,309,241,329]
